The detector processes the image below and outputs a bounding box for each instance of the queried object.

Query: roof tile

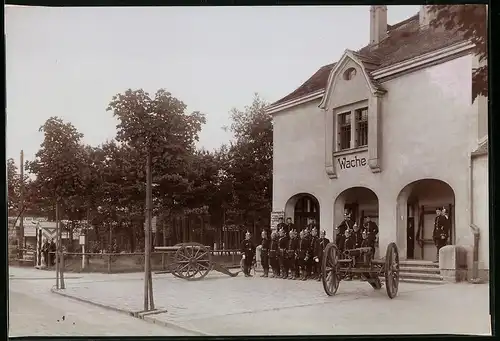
[271,12,466,107]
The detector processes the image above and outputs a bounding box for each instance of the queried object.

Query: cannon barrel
[344,247,373,257]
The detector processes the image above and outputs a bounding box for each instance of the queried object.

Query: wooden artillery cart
[321,242,400,299]
[155,243,241,281]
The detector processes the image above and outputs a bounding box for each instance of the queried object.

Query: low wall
[49,250,242,274]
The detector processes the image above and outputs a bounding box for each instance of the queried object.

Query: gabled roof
[472,139,488,157]
[270,12,466,108]
[319,49,386,109]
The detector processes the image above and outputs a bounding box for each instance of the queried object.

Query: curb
[50,287,209,336]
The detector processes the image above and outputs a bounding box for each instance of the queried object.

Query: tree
[428,4,487,101]
[224,94,273,231]
[25,117,88,222]
[107,88,206,310]
[7,158,20,213]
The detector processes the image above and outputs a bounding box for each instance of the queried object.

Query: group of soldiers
[334,210,379,256]
[240,217,330,280]
[240,206,451,279]
[240,210,380,280]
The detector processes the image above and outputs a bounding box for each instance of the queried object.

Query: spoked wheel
[322,243,341,296]
[173,243,212,281]
[384,242,400,299]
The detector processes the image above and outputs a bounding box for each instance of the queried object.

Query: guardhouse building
[266,6,488,280]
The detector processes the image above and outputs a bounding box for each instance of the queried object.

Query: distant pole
[144,151,155,311]
[55,202,60,289]
[18,150,25,259]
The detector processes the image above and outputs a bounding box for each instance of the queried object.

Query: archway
[334,187,379,255]
[397,179,455,261]
[284,193,320,231]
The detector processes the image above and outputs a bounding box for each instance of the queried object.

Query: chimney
[370,5,388,45]
[419,5,431,27]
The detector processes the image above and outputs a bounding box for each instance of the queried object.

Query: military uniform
[352,228,363,248]
[364,220,379,241]
[286,232,299,280]
[433,213,449,261]
[285,222,294,235]
[308,233,319,279]
[316,234,330,281]
[278,232,289,278]
[269,234,280,278]
[336,218,354,250]
[277,222,286,234]
[297,232,310,280]
[240,236,256,277]
[260,236,271,277]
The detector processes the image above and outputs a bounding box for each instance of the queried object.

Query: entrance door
[294,196,320,231]
[407,217,415,259]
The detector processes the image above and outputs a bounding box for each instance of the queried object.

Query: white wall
[272,54,479,253]
[472,154,489,270]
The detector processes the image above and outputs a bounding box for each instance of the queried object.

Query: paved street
[33,267,492,336]
[8,267,196,337]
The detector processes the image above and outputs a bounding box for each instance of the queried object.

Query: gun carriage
[155,242,240,281]
[321,242,400,299]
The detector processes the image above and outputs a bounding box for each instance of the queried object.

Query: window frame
[334,102,369,153]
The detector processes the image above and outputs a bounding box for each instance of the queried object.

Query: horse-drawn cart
[321,242,400,299]
[155,243,241,281]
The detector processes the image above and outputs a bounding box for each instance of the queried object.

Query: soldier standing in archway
[433,207,449,263]
[335,209,354,250]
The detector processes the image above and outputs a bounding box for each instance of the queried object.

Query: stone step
[400,266,441,274]
[380,276,444,285]
[399,260,438,268]
[399,271,443,281]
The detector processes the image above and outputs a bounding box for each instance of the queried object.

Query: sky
[5,5,420,167]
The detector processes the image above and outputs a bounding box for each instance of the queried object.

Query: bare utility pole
[18,150,25,259]
[144,152,155,311]
[55,202,60,289]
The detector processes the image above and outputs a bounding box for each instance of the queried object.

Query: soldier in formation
[260,230,270,277]
[278,228,289,278]
[297,229,310,280]
[269,231,280,278]
[240,231,256,277]
[286,229,299,280]
[309,228,320,280]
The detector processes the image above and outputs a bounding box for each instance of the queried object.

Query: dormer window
[343,67,357,81]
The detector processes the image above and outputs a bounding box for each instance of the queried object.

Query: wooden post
[107,254,112,273]
[55,202,60,289]
[60,251,65,289]
[18,150,25,259]
[144,151,155,311]
[162,222,167,269]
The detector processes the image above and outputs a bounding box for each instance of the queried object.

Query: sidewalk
[50,269,492,335]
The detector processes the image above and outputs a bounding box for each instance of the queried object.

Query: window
[355,107,368,147]
[343,67,357,80]
[338,112,351,150]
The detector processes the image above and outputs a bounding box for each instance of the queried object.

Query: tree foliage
[224,94,273,227]
[21,90,274,250]
[429,4,488,100]
[7,158,20,212]
[25,117,88,219]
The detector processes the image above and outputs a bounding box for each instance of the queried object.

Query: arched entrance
[284,193,320,231]
[334,187,379,255]
[397,179,455,261]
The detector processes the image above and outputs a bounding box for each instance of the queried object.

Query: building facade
[266,6,488,278]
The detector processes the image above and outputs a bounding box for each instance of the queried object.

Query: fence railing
[40,249,242,274]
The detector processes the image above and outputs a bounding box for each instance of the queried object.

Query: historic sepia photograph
[6,4,490,337]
